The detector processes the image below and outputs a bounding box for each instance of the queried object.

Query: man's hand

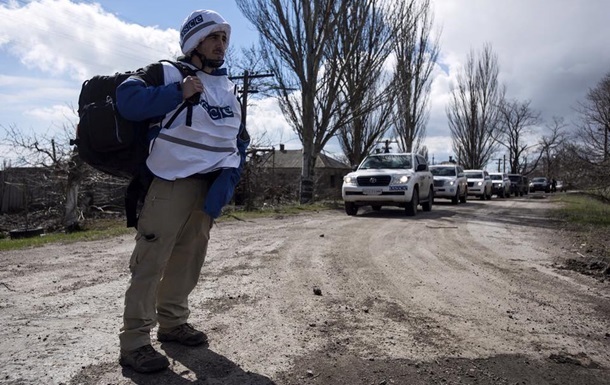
[181,76,203,100]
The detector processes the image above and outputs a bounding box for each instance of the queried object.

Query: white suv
[342,153,434,216]
[489,172,511,198]
[464,169,493,200]
[430,164,468,204]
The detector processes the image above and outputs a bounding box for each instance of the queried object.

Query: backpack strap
[159,60,199,127]
[159,60,198,78]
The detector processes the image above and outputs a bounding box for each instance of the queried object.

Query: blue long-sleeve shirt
[117,79,183,122]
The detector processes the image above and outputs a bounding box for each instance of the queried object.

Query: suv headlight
[477,181,483,186]
[391,174,411,184]
[343,175,357,186]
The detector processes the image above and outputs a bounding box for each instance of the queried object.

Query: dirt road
[1,196,609,384]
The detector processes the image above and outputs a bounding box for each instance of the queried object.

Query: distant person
[115,9,249,373]
[551,178,557,193]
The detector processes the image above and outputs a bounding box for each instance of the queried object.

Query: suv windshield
[464,172,483,179]
[360,155,412,170]
[508,175,521,182]
[490,175,502,180]
[532,178,546,183]
[430,167,456,177]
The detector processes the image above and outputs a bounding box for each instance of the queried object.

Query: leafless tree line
[445,43,609,201]
[565,72,610,199]
[236,0,439,203]
[4,0,609,232]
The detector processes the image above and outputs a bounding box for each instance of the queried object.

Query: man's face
[197,31,228,61]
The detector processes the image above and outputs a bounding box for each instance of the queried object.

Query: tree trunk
[300,150,316,204]
[63,154,84,232]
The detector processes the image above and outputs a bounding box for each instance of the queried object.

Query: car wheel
[371,205,382,211]
[405,188,418,216]
[500,190,505,198]
[422,187,433,212]
[345,202,358,216]
[480,193,486,201]
[451,188,460,205]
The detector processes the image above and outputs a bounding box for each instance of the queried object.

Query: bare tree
[538,116,567,178]
[336,0,394,167]
[390,0,440,154]
[447,43,504,169]
[237,0,373,203]
[564,73,610,198]
[1,123,86,230]
[494,98,541,174]
[575,72,610,162]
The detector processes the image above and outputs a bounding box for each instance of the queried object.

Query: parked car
[556,180,566,192]
[508,174,526,196]
[489,172,511,198]
[529,177,551,193]
[342,153,434,216]
[430,164,468,204]
[464,169,492,200]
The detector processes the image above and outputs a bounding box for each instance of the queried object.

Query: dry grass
[550,193,610,280]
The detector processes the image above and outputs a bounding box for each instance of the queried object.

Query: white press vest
[146,62,242,180]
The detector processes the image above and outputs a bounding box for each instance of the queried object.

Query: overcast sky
[1,0,609,166]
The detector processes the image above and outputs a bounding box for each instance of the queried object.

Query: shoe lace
[174,323,196,337]
[134,345,157,361]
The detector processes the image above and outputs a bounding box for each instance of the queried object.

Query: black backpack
[71,60,197,227]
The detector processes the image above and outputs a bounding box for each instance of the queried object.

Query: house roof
[258,149,350,169]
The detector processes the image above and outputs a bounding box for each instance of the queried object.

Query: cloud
[0,0,178,80]
[246,97,297,148]
[26,104,76,126]
[420,0,610,165]
[432,0,610,122]
[2,0,610,170]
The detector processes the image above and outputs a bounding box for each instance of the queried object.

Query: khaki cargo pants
[119,176,213,351]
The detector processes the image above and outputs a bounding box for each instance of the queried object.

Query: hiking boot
[157,323,208,346]
[119,344,169,373]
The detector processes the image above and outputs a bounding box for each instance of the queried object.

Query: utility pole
[229,70,274,128]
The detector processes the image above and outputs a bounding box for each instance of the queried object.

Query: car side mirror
[352,165,358,171]
[416,164,426,172]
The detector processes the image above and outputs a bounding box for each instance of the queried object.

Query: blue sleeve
[203,124,251,218]
[116,78,184,122]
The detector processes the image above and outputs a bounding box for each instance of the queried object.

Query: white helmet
[180,10,231,56]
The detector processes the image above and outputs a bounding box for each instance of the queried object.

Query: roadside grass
[0,201,341,252]
[552,193,610,227]
[551,193,610,278]
[0,219,134,252]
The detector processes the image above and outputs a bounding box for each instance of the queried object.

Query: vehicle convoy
[464,169,493,200]
[489,172,511,198]
[530,177,551,193]
[342,153,434,216]
[430,164,468,204]
[508,174,527,196]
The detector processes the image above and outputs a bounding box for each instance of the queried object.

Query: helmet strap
[191,50,224,71]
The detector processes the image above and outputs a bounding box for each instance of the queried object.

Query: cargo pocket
[129,232,159,270]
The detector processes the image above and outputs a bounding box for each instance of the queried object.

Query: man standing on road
[115,9,249,373]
